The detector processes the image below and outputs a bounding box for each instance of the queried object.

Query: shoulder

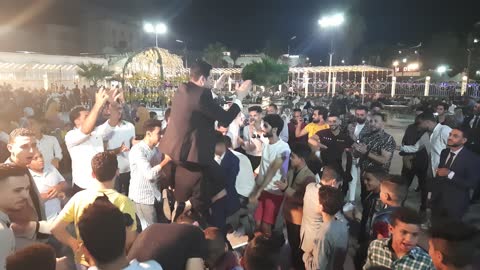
[369,238,388,250]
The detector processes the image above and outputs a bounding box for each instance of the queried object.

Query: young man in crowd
[101,102,135,195]
[436,102,456,128]
[242,105,266,170]
[65,88,122,192]
[27,150,66,221]
[300,165,344,260]
[204,227,241,270]
[304,185,349,270]
[0,164,31,269]
[6,243,57,270]
[78,197,163,270]
[364,207,434,270]
[274,143,315,270]
[372,175,407,239]
[242,234,281,270]
[288,108,308,148]
[428,220,479,270]
[266,103,289,142]
[295,106,329,140]
[128,119,171,228]
[249,114,291,237]
[27,116,63,169]
[51,152,137,269]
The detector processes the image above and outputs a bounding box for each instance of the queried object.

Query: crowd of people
[0,60,480,270]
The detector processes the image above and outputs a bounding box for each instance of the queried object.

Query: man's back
[309,219,349,270]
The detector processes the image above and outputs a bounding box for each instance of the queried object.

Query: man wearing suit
[159,60,252,220]
[432,127,480,223]
[462,101,480,201]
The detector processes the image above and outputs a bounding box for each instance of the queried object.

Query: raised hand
[95,87,110,107]
[236,80,252,101]
[214,74,228,90]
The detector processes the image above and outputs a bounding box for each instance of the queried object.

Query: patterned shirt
[360,130,396,171]
[363,238,435,270]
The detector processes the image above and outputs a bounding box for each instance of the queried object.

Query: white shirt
[242,124,267,157]
[227,112,244,149]
[259,139,290,194]
[101,120,135,173]
[65,125,112,189]
[401,123,451,172]
[37,134,63,166]
[231,150,255,198]
[128,141,163,205]
[29,165,65,221]
[279,120,289,143]
[0,131,8,144]
[470,115,479,128]
[88,259,163,270]
[354,123,365,139]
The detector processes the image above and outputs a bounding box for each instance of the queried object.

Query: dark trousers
[209,196,228,234]
[401,165,427,211]
[114,172,131,196]
[246,154,261,171]
[286,221,305,270]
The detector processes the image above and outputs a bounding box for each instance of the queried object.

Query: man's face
[293,111,302,123]
[215,143,226,157]
[262,122,275,138]
[7,136,37,166]
[320,178,339,188]
[147,127,162,145]
[0,175,30,212]
[109,103,123,122]
[363,172,380,192]
[389,221,420,254]
[27,152,44,172]
[75,110,89,128]
[369,115,384,132]
[249,111,260,123]
[447,129,466,148]
[428,239,443,270]
[474,103,480,115]
[327,116,340,131]
[436,105,445,116]
[355,109,367,124]
[290,153,302,168]
[266,106,277,115]
[312,110,321,124]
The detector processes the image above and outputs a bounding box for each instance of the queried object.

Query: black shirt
[316,128,354,165]
[127,223,208,270]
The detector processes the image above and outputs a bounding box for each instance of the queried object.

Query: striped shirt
[128,141,163,205]
[364,238,434,270]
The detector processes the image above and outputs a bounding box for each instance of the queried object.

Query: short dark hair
[318,185,344,216]
[364,167,389,181]
[0,164,29,181]
[429,220,479,268]
[293,108,302,113]
[390,207,422,226]
[381,175,408,202]
[321,165,341,182]
[8,128,35,144]
[327,113,340,119]
[78,196,126,265]
[355,105,369,113]
[437,102,449,111]
[214,131,225,145]
[268,103,278,111]
[91,152,118,182]
[204,227,227,268]
[224,136,232,149]
[248,106,262,114]
[452,127,470,141]
[244,235,280,270]
[313,106,329,120]
[263,114,284,136]
[190,60,212,81]
[6,243,56,270]
[143,119,163,133]
[149,111,157,119]
[291,143,311,161]
[416,112,436,123]
[69,106,87,124]
[371,112,387,122]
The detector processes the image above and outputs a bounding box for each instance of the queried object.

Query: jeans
[135,203,158,231]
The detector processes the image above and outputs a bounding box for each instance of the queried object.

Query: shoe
[343,202,355,212]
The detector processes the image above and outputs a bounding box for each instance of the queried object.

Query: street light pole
[319,13,344,94]
[176,39,188,68]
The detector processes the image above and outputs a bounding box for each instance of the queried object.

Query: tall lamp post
[144,22,167,47]
[318,13,345,94]
[176,39,188,68]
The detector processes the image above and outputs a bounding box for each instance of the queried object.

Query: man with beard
[431,127,480,223]
[344,106,371,212]
[159,60,252,221]
[287,108,307,148]
[353,112,396,205]
[311,114,353,193]
[295,106,329,140]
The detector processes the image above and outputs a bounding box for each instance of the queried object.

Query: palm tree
[77,63,114,86]
[203,42,228,67]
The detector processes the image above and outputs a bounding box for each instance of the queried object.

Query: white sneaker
[343,202,355,212]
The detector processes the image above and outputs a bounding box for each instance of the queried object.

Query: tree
[77,63,114,86]
[203,42,228,67]
[241,58,289,91]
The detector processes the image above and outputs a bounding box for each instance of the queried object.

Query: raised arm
[80,88,110,135]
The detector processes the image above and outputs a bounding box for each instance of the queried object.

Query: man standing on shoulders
[431,127,480,223]
[65,88,122,193]
[129,119,171,230]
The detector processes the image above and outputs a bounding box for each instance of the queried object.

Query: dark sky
[2,0,480,62]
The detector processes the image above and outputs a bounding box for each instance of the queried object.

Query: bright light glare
[318,13,345,28]
[437,65,447,74]
[155,23,167,34]
[144,22,167,34]
[393,61,399,67]
[144,23,154,33]
[474,38,479,44]
[407,62,419,70]
[402,58,407,63]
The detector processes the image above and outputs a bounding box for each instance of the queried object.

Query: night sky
[1,0,480,63]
